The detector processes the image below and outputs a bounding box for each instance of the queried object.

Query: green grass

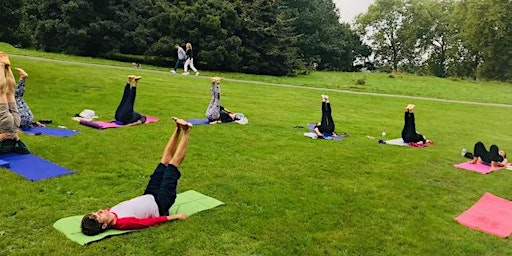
[1,44,512,255]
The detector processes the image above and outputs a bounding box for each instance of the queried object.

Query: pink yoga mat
[453,162,504,174]
[456,192,512,238]
[80,116,158,129]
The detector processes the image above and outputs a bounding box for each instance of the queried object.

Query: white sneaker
[171,70,176,74]
[182,72,190,76]
[195,72,200,76]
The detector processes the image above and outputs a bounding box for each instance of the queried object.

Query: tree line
[0,0,368,76]
[356,0,512,82]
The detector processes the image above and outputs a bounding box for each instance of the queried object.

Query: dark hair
[81,214,105,236]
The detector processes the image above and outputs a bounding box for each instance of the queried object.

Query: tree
[235,0,303,75]
[454,0,512,81]
[355,0,406,71]
[287,0,364,71]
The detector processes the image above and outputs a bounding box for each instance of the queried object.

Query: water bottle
[461,147,467,157]
[381,130,386,140]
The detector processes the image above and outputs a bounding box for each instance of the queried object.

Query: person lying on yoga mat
[81,117,192,236]
[464,141,509,171]
[205,77,244,124]
[14,68,49,129]
[114,75,147,126]
[0,52,30,154]
[313,95,337,138]
[401,104,432,145]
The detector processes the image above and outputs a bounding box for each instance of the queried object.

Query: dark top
[186,49,193,59]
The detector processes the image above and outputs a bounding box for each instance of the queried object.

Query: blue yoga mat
[306,123,342,141]
[22,127,79,137]
[186,119,210,125]
[0,153,74,181]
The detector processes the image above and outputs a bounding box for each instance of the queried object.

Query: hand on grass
[167,213,188,221]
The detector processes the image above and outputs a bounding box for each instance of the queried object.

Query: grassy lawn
[1,44,512,255]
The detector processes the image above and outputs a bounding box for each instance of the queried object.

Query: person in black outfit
[401,104,431,144]
[313,95,336,138]
[464,141,509,170]
[114,75,147,126]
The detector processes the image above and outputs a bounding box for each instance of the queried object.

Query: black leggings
[316,102,335,134]
[464,141,503,164]
[143,163,181,216]
[401,112,425,143]
[115,84,144,124]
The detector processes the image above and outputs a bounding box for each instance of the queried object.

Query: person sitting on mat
[205,77,245,124]
[14,68,50,130]
[0,52,30,154]
[463,141,509,171]
[114,75,147,126]
[401,104,432,145]
[81,117,192,236]
[312,94,337,138]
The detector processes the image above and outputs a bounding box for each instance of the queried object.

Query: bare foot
[128,75,136,83]
[134,76,142,81]
[15,68,28,80]
[172,117,193,129]
[211,77,222,83]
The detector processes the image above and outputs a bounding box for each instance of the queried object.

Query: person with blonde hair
[183,43,199,76]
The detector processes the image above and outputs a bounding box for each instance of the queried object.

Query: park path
[11,54,512,108]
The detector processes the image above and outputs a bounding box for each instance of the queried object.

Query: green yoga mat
[53,190,224,245]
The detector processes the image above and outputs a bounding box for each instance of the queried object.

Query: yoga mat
[456,192,512,238]
[186,118,210,125]
[384,138,409,146]
[0,153,74,181]
[0,159,9,167]
[80,116,158,129]
[454,162,505,174]
[22,127,79,137]
[305,123,343,141]
[53,190,224,245]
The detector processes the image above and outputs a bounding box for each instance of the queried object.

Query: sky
[333,0,375,24]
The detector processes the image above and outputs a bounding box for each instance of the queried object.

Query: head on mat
[80,117,192,236]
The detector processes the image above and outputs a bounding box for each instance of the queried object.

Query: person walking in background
[183,43,199,76]
[171,44,186,74]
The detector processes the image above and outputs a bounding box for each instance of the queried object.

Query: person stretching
[205,77,222,122]
[464,141,509,171]
[114,75,146,126]
[0,52,30,154]
[14,68,47,129]
[81,117,192,235]
[401,104,431,145]
[313,95,336,138]
[204,77,245,124]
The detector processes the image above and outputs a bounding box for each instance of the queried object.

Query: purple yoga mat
[0,153,74,181]
[186,119,210,125]
[80,116,158,129]
[22,127,79,137]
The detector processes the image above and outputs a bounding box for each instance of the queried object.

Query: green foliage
[8,0,365,76]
